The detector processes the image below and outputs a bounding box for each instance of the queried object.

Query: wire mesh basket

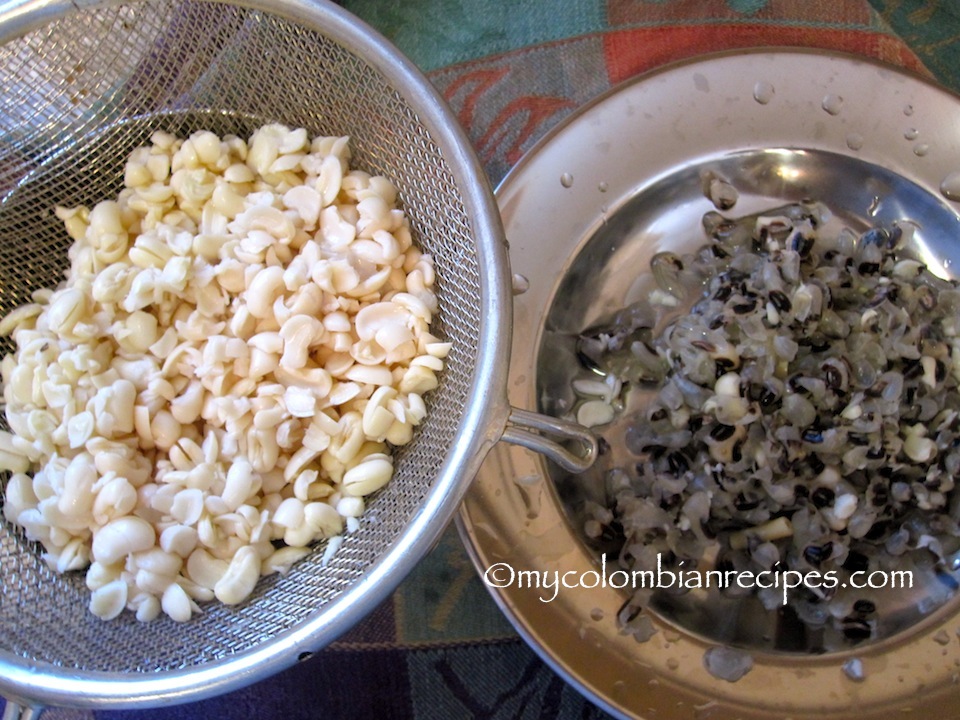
[0,0,594,714]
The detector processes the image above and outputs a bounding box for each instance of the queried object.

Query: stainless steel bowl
[460,49,960,719]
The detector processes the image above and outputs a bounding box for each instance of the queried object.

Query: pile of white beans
[0,124,449,622]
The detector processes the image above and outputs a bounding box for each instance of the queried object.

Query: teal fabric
[869,0,960,88]
[340,0,607,70]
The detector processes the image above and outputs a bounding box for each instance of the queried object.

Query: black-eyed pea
[282,185,321,229]
[89,579,128,620]
[244,266,285,319]
[402,393,427,425]
[282,522,315,548]
[248,514,272,547]
[214,545,261,605]
[324,352,355,378]
[391,292,433,324]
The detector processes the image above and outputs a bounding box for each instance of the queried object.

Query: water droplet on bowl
[904,103,915,116]
[598,181,608,193]
[842,657,866,682]
[560,172,574,188]
[914,143,930,157]
[822,94,843,115]
[904,127,919,141]
[703,646,754,682]
[940,171,960,201]
[511,273,530,295]
[752,80,774,105]
[590,607,604,621]
[666,657,680,671]
[845,132,864,151]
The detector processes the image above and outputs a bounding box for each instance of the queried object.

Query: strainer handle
[500,408,598,473]
[2,701,43,720]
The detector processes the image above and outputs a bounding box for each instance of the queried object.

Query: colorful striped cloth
[12,1,960,718]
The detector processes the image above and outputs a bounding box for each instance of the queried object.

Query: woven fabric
[4,0,960,717]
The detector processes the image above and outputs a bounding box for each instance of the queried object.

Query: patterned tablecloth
[10,0,960,718]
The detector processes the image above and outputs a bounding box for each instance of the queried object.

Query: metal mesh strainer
[0,0,594,714]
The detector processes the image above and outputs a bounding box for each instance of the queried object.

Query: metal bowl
[459,49,960,719]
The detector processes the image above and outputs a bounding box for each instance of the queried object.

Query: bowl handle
[500,408,598,473]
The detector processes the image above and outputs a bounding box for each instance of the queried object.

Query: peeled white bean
[89,579,128,620]
[92,516,156,565]
[341,455,393,497]
[170,488,205,525]
[304,501,344,538]
[221,459,255,511]
[214,545,261,605]
[161,582,194,622]
[263,546,311,575]
[0,126,451,623]
[160,524,199,557]
[272,497,305,529]
[186,548,229,590]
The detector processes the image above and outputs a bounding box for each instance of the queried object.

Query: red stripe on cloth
[602,25,929,86]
